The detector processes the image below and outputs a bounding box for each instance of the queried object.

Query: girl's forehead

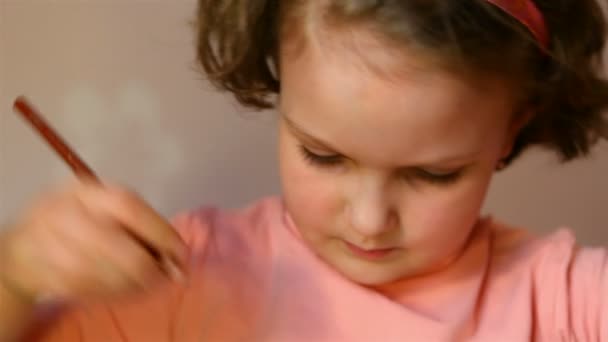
[279,36,517,165]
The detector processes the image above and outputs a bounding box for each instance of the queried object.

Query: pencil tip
[13,95,27,109]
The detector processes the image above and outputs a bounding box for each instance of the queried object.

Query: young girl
[1,0,607,340]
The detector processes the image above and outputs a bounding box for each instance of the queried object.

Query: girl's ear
[500,108,535,160]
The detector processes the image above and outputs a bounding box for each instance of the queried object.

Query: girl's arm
[570,246,608,341]
[0,225,39,341]
[0,274,38,341]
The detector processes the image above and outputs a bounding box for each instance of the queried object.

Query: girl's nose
[348,180,395,238]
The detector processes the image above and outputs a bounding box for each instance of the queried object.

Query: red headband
[486,0,549,50]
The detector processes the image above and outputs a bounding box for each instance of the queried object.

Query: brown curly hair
[195,0,608,165]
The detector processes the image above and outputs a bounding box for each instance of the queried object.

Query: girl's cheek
[280,147,340,223]
[289,166,341,219]
[403,178,489,246]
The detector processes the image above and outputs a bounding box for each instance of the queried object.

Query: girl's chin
[324,254,412,286]
[340,266,408,286]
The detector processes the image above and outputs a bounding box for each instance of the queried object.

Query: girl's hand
[0,180,187,303]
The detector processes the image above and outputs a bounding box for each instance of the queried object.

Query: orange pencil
[12,96,183,281]
[13,96,99,181]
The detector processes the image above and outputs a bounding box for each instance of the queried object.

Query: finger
[75,183,188,270]
[38,225,99,298]
[1,228,51,299]
[58,211,167,292]
[38,201,136,298]
[97,225,168,292]
[47,225,142,298]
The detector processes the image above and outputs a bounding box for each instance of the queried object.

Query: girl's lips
[344,241,397,260]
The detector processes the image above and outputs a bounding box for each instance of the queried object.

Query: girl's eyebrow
[282,114,340,151]
[282,113,480,167]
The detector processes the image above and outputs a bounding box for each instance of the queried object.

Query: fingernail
[177,244,190,263]
[162,257,185,283]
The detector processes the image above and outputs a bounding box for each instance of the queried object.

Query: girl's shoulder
[484,218,607,340]
[172,196,284,231]
[170,196,286,259]
[487,218,606,273]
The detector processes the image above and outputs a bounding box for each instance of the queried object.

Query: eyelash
[299,145,344,166]
[298,145,463,185]
[411,168,462,185]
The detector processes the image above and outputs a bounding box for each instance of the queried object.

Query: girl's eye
[411,168,462,185]
[299,145,343,167]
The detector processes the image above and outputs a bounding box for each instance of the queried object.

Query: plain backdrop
[1,1,607,245]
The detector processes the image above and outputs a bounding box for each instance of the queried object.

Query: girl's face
[278,29,523,286]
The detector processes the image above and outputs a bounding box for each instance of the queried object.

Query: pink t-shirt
[33,197,607,341]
